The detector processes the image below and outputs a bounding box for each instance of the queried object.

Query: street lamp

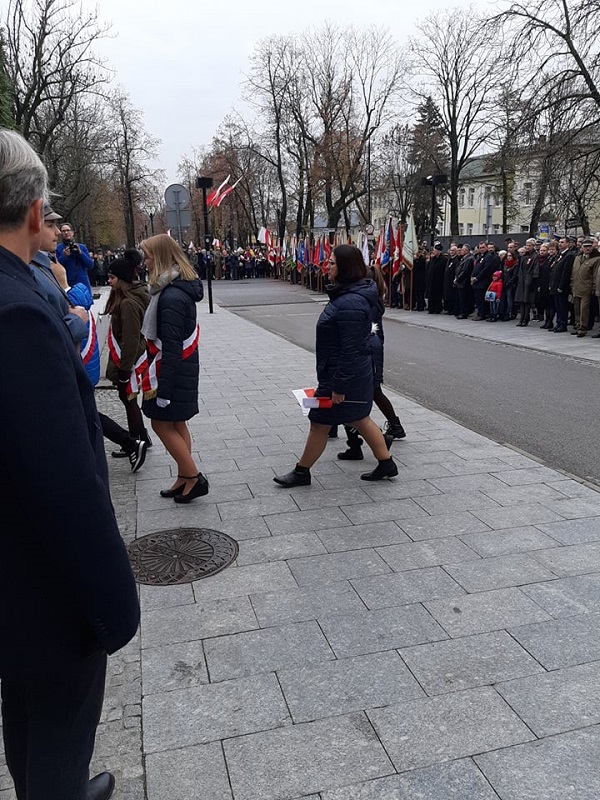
[195,176,214,314]
[421,174,448,246]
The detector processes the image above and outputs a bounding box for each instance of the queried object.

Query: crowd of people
[391,235,600,336]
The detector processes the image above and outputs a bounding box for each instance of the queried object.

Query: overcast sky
[85,0,475,184]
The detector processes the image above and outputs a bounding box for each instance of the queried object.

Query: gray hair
[0,129,48,230]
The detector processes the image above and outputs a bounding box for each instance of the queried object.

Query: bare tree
[3,0,110,155]
[108,91,162,247]
[411,8,501,235]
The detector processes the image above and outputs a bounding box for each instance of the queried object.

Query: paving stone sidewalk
[383,304,600,364]
[4,302,600,799]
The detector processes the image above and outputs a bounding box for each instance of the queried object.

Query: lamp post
[195,176,214,314]
[421,174,448,246]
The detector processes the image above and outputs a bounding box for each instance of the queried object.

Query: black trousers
[98,411,134,454]
[1,652,107,800]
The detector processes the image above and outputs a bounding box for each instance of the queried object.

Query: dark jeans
[456,287,468,316]
[1,652,107,800]
[500,285,516,319]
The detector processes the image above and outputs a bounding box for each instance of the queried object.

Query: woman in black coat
[141,235,206,503]
[274,245,397,487]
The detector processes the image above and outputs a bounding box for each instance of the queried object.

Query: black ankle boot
[361,457,398,481]
[382,418,406,440]
[338,428,364,460]
[273,464,311,487]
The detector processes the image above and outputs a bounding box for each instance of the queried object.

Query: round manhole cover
[127,528,238,586]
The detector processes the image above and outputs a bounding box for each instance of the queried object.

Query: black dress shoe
[173,473,210,503]
[273,465,311,486]
[111,449,129,459]
[337,447,364,460]
[88,772,115,800]
[592,332,600,339]
[360,457,398,481]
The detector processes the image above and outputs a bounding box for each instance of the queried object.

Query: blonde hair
[141,235,197,285]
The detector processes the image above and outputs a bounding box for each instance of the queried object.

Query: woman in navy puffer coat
[274,245,398,486]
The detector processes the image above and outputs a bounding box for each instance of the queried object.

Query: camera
[63,239,79,254]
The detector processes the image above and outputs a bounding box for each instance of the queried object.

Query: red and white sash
[142,324,200,400]
[107,325,149,398]
[81,311,97,365]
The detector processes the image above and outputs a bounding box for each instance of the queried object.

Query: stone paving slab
[458,525,559,557]
[223,713,394,800]
[203,620,335,681]
[316,520,411,552]
[250,582,367,627]
[236,532,327,566]
[496,661,600,737]
[474,726,600,800]
[351,567,466,609]
[141,597,258,648]
[397,511,491,540]
[399,630,544,695]
[375,537,481,571]
[530,540,600,576]
[318,604,448,658]
[509,611,600,669]
[368,686,535,772]
[145,742,232,800]
[142,639,209,696]
[521,574,600,617]
[537,516,600,545]
[425,587,552,637]
[278,650,424,723]
[321,759,501,800]
[287,549,392,586]
[142,673,290,753]
[442,552,557,592]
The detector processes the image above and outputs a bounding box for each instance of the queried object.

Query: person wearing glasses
[56,222,94,291]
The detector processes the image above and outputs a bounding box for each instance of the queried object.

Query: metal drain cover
[127,528,238,586]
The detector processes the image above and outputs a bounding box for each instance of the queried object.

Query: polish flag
[207,174,230,208]
[212,177,242,208]
[292,388,332,416]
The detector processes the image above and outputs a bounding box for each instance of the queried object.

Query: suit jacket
[0,245,140,679]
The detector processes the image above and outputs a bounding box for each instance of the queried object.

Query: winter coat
[29,251,90,347]
[425,254,446,309]
[471,251,496,288]
[515,252,539,303]
[369,295,385,386]
[549,248,576,294]
[67,282,101,387]
[56,241,94,291]
[487,278,503,300]
[106,282,150,384]
[502,256,520,289]
[308,278,378,426]
[537,254,553,297]
[571,252,600,297]
[454,254,474,288]
[142,277,204,422]
[443,254,460,306]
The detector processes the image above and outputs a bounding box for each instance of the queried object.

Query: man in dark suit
[0,132,140,799]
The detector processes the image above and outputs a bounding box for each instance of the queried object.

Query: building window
[459,189,465,208]
[520,225,529,233]
[467,223,473,236]
[493,224,501,234]
[494,189,501,207]
[459,223,464,236]
[468,188,475,208]
[524,182,532,206]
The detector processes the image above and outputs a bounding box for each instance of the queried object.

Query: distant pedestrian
[485,270,503,322]
[56,221,94,291]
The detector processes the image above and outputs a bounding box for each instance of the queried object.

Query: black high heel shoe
[160,476,187,498]
[173,473,210,503]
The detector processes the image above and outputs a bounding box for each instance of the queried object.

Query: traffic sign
[164,183,190,210]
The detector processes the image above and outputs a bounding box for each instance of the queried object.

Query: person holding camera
[56,222,94,291]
